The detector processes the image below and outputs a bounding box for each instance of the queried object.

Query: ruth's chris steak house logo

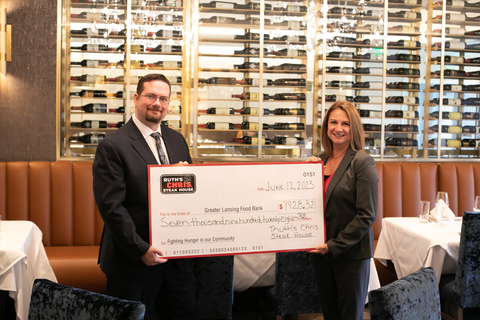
[160,174,196,194]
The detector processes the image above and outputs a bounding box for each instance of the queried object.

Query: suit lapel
[324,146,356,208]
[126,119,158,165]
[161,127,180,164]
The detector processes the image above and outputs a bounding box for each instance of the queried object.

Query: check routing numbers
[148,163,325,258]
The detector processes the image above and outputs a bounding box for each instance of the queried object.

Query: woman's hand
[308,244,330,255]
[306,156,322,163]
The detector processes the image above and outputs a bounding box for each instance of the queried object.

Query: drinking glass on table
[419,201,430,223]
[436,192,449,224]
[474,196,480,212]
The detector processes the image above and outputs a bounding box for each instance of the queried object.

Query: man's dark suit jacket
[315,146,378,260]
[93,119,192,279]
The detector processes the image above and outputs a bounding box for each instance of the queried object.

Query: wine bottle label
[450,112,462,119]
[86,60,99,67]
[370,82,383,89]
[215,108,232,115]
[449,13,465,20]
[162,30,173,38]
[401,26,416,32]
[448,42,466,49]
[131,60,142,67]
[447,140,461,148]
[92,104,106,113]
[287,4,300,12]
[285,137,298,145]
[87,44,99,51]
[402,40,417,47]
[370,97,382,104]
[447,28,465,35]
[451,85,462,91]
[288,49,299,57]
[476,140,480,147]
[405,0,417,4]
[451,0,464,6]
[288,35,300,42]
[163,61,177,68]
[245,108,259,115]
[168,105,181,114]
[249,93,260,100]
[85,75,98,82]
[91,120,100,128]
[368,111,382,118]
[248,79,269,86]
[403,97,416,104]
[448,99,461,105]
[215,123,230,130]
[85,12,103,20]
[448,126,462,133]
[249,123,259,130]
[131,45,142,53]
[163,45,172,53]
[288,21,300,28]
[450,56,463,63]
[339,52,352,59]
[403,111,416,118]
[404,12,417,19]
[216,2,233,8]
[86,28,99,36]
[166,120,181,128]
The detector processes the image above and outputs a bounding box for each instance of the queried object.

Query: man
[93,74,195,320]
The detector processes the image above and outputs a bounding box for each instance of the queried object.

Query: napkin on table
[428,199,455,222]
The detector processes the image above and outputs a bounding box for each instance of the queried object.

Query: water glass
[436,191,449,224]
[419,201,430,223]
[474,196,480,212]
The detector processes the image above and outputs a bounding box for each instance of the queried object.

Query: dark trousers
[313,257,370,320]
[106,260,195,320]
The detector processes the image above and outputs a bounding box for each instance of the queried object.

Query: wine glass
[436,192,449,224]
[474,196,480,212]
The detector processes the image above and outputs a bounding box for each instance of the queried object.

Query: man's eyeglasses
[142,94,170,105]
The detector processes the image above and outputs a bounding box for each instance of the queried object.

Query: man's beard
[146,110,162,123]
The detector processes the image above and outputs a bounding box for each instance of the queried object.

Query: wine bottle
[429,111,461,119]
[385,110,419,118]
[446,13,466,20]
[385,137,418,146]
[270,49,307,57]
[389,40,421,47]
[233,137,271,145]
[238,78,273,86]
[431,98,463,106]
[358,110,382,118]
[272,93,305,100]
[238,122,270,130]
[363,124,382,132]
[154,61,182,68]
[463,112,480,119]
[467,71,480,77]
[446,0,465,6]
[71,28,107,36]
[201,1,234,8]
[155,30,182,38]
[325,95,354,102]
[273,79,306,86]
[388,25,419,33]
[234,47,268,56]
[272,136,305,145]
[234,62,268,70]
[386,82,420,89]
[271,35,307,42]
[146,45,181,53]
[355,53,382,60]
[268,63,306,71]
[71,12,105,19]
[385,124,418,132]
[327,51,355,59]
[236,107,269,115]
[387,54,421,61]
[429,125,462,133]
[464,97,480,105]
[462,84,480,91]
[432,56,464,63]
[206,107,234,115]
[462,139,480,147]
[328,81,354,88]
[396,11,422,19]
[429,139,462,147]
[200,16,236,24]
[69,133,106,144]
[206,77,237,84]
[466,14,480,21]
[432,84,462,91]
[71,103,107,113]
[156,14,183,22]
[354,67,371,74]
[161,120,181,129]
[326,66,355,73]
[355,96,383,103]
[71,44,110,51]
[200,122,234,130]
[108,106,125,113]
[231,92,270,100]
[73,59,109,67]
[70,120,118,128]
[271,108,306,115]
[462,126,480,133]
[70,90,107,98]
[273,123,305,130]
[465,29,480,35]
[234,32,269,40]
[273,4,307,12]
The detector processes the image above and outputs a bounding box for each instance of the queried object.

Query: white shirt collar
[132,113,163,138]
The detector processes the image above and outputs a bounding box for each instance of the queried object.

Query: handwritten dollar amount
[278,199,316,214]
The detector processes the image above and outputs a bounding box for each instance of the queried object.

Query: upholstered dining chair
[28,278,145,320]
[368,267,441,320]
[259,251,322,320]
[439,211,480,320]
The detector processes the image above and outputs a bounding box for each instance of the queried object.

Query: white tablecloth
[374,217,461,283]
[0,221,57,320]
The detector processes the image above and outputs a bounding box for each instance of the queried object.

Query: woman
[308,101,378,320]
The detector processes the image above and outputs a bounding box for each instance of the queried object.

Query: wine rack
[60,0,188,159]
[424,0,480,158]
[315,0,423,159]
[191,0,310,159]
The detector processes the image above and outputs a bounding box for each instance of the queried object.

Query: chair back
[455,211,480,308]
[368,267,441,320]
[261,252,322,316]
[28,279,145,320]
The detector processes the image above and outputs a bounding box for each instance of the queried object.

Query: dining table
[374,217,462,283]
[0,220,57,320]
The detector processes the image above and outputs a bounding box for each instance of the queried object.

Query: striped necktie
[150,132,169,165]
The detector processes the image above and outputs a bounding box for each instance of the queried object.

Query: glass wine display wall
[316,0,422,159]
[192,0,310,159]
[61,0,186,159]
[424,0,480,158]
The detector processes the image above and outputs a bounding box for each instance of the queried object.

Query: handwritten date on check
[148,162,325,258]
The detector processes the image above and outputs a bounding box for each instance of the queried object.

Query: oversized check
[148,162,325,258]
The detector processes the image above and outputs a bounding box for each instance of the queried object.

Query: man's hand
[308,244,330,255]
[141,246,168,266]
[174,161,189,166]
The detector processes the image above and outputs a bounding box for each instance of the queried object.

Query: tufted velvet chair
[190,256,234,319]
[439,211,480,320]
[259,252,322,319]
[28,278,145,320]
[368,267,441,320]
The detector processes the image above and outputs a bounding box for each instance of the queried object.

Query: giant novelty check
[148,162,325,258]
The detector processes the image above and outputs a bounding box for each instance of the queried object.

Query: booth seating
[1,161,480,295]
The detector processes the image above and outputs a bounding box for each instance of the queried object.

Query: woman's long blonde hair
[320,101,365,156]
